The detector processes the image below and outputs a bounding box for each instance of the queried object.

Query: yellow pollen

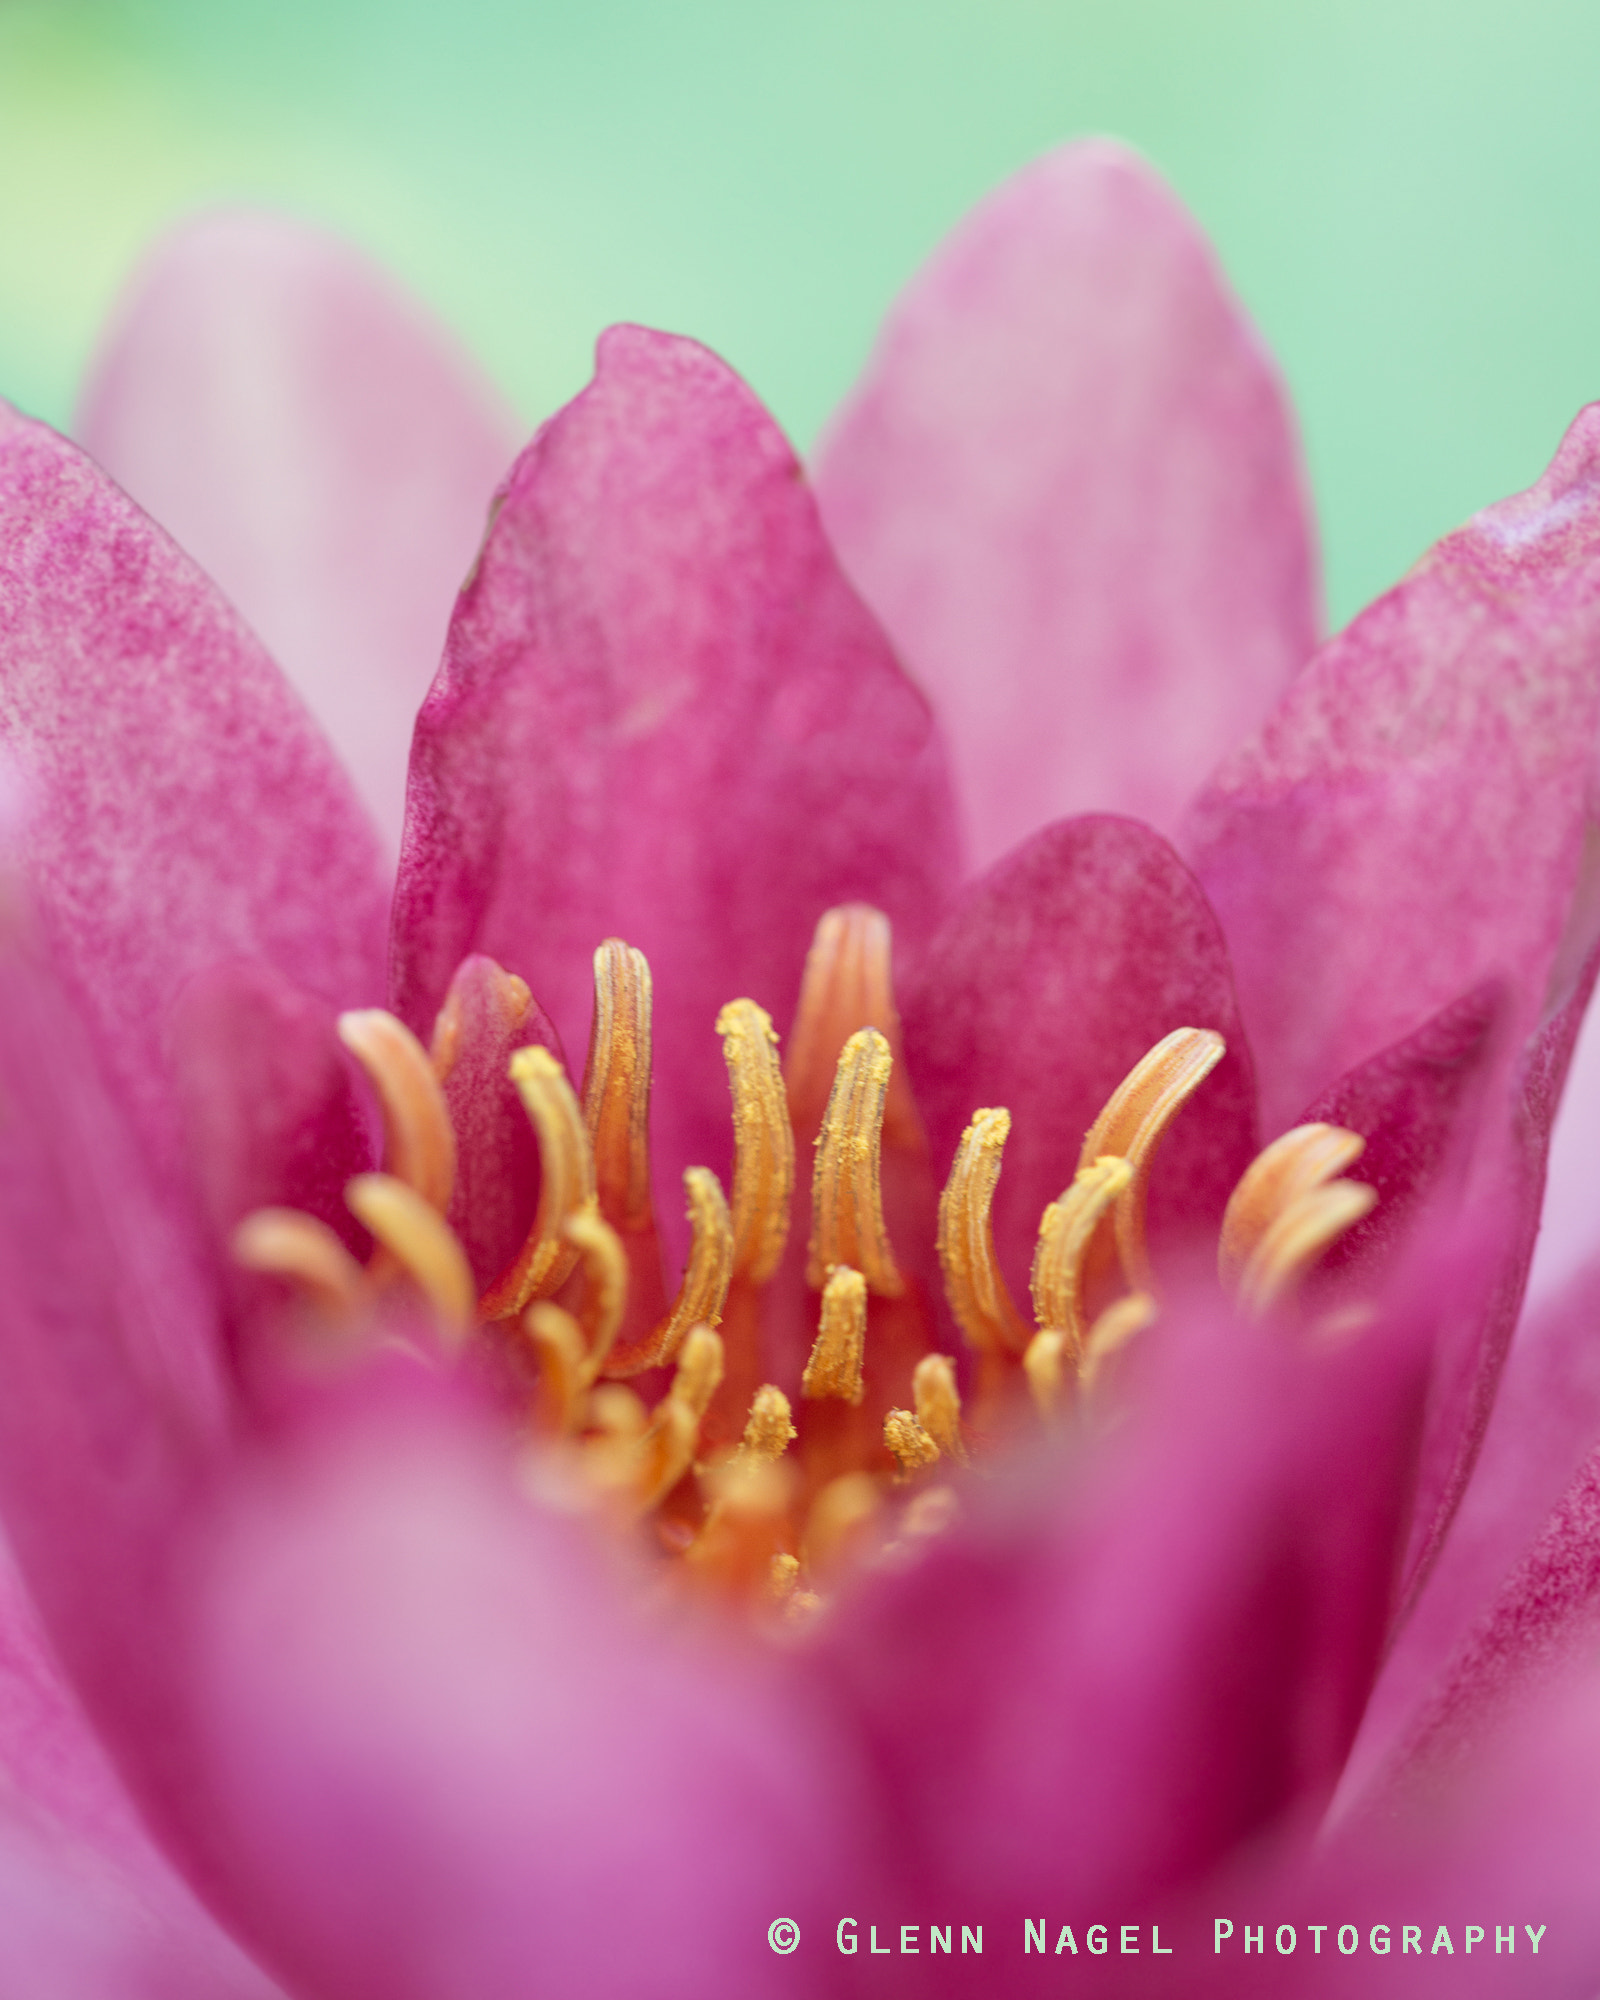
[1030,1155,1134,1363]
[1078,1027,1226,1293]
[561,1207,627,1378]
[736,1384,798,1465]
[581,941,655,1236]
[806,1027,905,1297]
[784,904,921,1149]
[1078,1291,1158,1396]
[338,1009,457,1212]
[716,999,795,1283]
[479,1046,596,1319]
[884,1407,941,1479]
[911,1353,966,1463]
[768,1551,803,1602]
[802,1265,868,1404]
[937,1106,1030,1358]
[524,1302,588,1434]
[1218,1122,1369,1289]
[608,1167,734,1375]
[344,1172,476,1344]
[230,1208,366,1316]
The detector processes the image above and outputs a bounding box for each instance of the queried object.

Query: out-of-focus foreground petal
[77,211,520,857]
[185,1381,861,2000]
[1189,404,1600,1137]
[0,1532,284,2000]
[0,401,389,1204]
[814,140,1318,875]
[902,814,1256,1308]
[393,325,959,1244]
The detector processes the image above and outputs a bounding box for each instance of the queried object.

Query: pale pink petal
[1526,986,1600,1305]
[0,401,389,1207]
[900,815,1256,1312]
[392,326,959,1260]
[186,1383,863,2000]
[78,211,520,857]
[1188,405,1600,1135]
[813,140,1318,875]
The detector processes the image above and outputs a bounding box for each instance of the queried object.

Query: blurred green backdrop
[1,0,1596,629]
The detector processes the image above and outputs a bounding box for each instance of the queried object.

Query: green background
[2,0,1596,629]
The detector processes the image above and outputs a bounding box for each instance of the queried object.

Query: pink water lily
[2,140,1600,2000]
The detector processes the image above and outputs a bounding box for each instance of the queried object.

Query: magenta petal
[187,1389,860,2000]
[901,815,1256,1308]
[77,211,519,856]
[818,1293,1427,1920]
[0,401,389,1203]
[813,140,1318,875]
[1188,404,1600,1134]
[393,326,959,1245]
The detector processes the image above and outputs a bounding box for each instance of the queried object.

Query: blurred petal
[814,140,1317,874]
[901,814,1256,1310]
[188,1385,861,2000]
[393,325,959,1257]
[1189,404,1600,1134]
[0,401,389,1203]
[1526,984,1600,1305]
[78,211,520,857]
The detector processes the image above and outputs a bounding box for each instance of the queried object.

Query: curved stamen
[1078,1291,1158,1395]
[480,1046,596,1319]
[717,999,795,1284]
[1030,1155,1134,1363]
[338,1009,457,1212]
[633,1325,725,1512]
[938,1107,1030,1356]
[1023,1328,1069,1422]
[736,1384,798,1467]
[1078,1028,1225,1293]
[562,1206,627,1378]
[345,1172,476,1343]
[784,904,920,1147]
[582,941,655,1235]
[884,1407,940,1479]
[1218,1123,1369,1288]
[802,1265,867,1405]
[807,1028,905,1297]
[231,1208,366,1315]
[911,1353,966,1463]
[607,1167,734,1375]
[1237,1182,1379,1319]
[525,1302,588,1434]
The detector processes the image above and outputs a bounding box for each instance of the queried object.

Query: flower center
[233,905,1377,1615]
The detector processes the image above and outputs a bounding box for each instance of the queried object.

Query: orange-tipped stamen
[338,1009,456,1212]
[717,999,795,1284]
[480,1046,596,1319]
[1030,1155,1134,1363]
[581,941,655,1236]
[938,1106,1031,1358]
[807,1028,905,1297]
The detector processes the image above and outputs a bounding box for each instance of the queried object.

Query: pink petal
[0,1530,283,2000]
[900,814,1257,1311]
[392,326,959,1258]
[186,1382,862,2000]
[0,401,389,1208]
[817,1283,1429,1923]
[813,140,1318,875]
[77,211,520,858]
[1188,404,1600,1136]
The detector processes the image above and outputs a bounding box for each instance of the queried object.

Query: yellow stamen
[1078,1027,1226,1293]
[803,1471,882,1581]
[736,1384,798,1466]
[911,1353,967,1463]
[768,1551,803,1602]
[633,1326,725,1511]
[937,1106,1030,1357]
[802,1265,867,1404]
[1030,1155,1134,1362]
[688,1455,796,1597]
[1023,1328,1068,1422]
[806,1028,905,1296]
[479,1046,596,1319]
[1236,1182,1379,1319]
[1218,1123,1369,1289]
[884,1407,940,1479]
[344,1172,476,1343]
[784,904,921,1147]
[716,999,795,1283]
[581,941,654,1235]
[609,1167,734,1375]
[338,1009,457,1212]
[1078,1290,1158,1395]
[524,1302,588,1434]
[561,1207,627,1378]
[586,1383,648,1440]
[230,1208,366,1316]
